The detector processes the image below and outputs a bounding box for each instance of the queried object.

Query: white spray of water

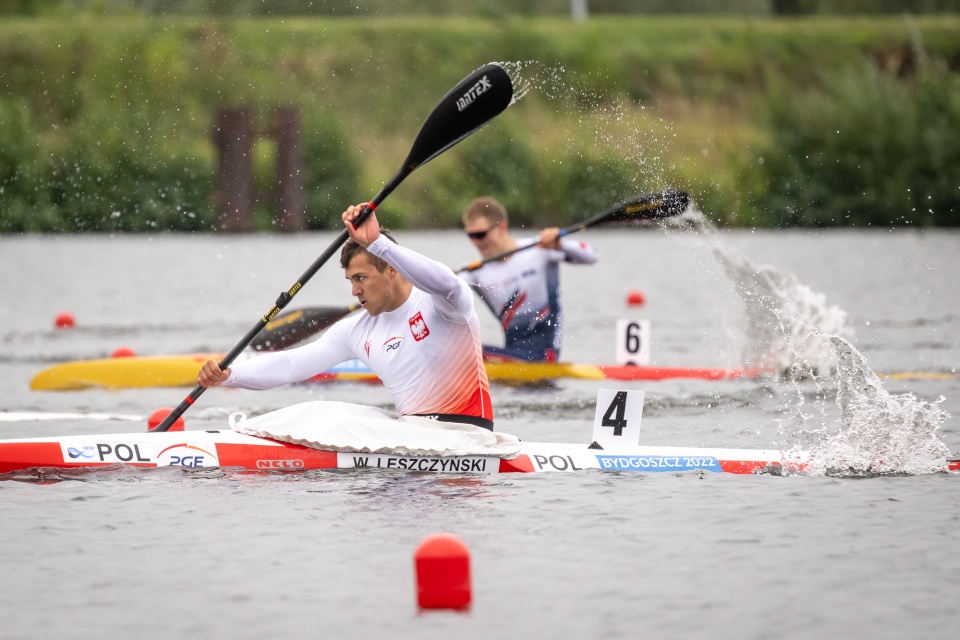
[667,208,852,376]
[668,211,951,475]
[496,60,537,106]
[801,334,951,476]
[713,249,851,376]
[495,60,673,190]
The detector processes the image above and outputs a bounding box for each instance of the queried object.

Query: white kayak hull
[0,429,809,475]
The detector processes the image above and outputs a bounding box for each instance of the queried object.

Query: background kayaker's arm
[456,189,689,273]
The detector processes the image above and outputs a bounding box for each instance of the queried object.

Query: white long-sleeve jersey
[223,236,493,421]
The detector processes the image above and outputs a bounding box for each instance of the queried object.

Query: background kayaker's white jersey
[224,236,492,420]
[460,237,597,353]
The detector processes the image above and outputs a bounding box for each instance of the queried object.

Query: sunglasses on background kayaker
[466,223,498,240]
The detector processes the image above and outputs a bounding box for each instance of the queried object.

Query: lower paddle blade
[251,305,358,352]
[403,63,514,172]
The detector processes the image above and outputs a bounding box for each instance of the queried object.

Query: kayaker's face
[465,217,507,258]
[345,253,400,316]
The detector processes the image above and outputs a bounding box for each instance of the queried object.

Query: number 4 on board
[591,388,645,449]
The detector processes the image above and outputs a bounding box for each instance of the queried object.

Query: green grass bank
[1,15,959,231]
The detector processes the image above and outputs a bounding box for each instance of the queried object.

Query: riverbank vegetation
[1,15,958,231]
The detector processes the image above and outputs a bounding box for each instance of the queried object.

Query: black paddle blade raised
[599,190,690,225]
[403,63,514,172]
[251,304,359,352]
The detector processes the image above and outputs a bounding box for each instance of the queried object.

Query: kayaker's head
[463,197,512,258]
[341,230,411,316]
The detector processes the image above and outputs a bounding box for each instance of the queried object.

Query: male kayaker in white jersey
[197,203,494,430]
[460,196,598,363]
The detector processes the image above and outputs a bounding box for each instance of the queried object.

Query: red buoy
[111,347,137,358]
[54,312,76,329]
[626,290,645,306]
[414,533,471,610]
[147,408,184,432]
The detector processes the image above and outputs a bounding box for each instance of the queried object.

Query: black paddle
[250,304,359,352]
[456,189,689,273]
[152,63,514,432]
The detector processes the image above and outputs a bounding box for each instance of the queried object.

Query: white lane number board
[591,388,645,449]
[615,319,651,365]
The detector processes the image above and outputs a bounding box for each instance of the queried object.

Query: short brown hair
[462,197,508,226]
[340,228,398,272]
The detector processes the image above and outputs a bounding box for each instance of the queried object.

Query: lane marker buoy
[147,408,184,432]
[414,533,471,610]
[54,312,76,329]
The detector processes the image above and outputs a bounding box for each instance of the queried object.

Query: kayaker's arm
[558,236,598,264]
[200,322,355,390]
[343,203,472,319]
[367,235,474,319]
[537,228,598,265]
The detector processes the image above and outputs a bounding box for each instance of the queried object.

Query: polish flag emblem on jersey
[409,311,430,341]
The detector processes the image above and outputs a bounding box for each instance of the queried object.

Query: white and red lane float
[1,391,955,476]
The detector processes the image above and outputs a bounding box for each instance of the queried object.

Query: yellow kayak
[30,353,225,391]
[30,354,743,390]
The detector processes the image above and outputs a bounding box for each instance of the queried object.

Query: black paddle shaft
[457,189,689,273]
[152,63,514,432]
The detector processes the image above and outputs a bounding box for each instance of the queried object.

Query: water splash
[497,60,581,105]
[495,60,673,188]
[665,209,952,475]
[714,248,851,377]
[666,208,852,376]
[496,60,538,106]
[803,334,950,477]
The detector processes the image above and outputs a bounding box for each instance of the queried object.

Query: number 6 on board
[615,319,651,365]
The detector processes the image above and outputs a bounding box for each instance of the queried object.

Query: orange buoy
[414,533,471,610]
[54,312,76,329]
[626,290,645,306]
[147,408,184,432]
[111,347,137,358]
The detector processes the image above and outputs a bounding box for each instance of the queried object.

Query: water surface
[1,229,958,639]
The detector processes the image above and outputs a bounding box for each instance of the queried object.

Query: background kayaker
[198,203,494,430]
[460,196,598,363]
